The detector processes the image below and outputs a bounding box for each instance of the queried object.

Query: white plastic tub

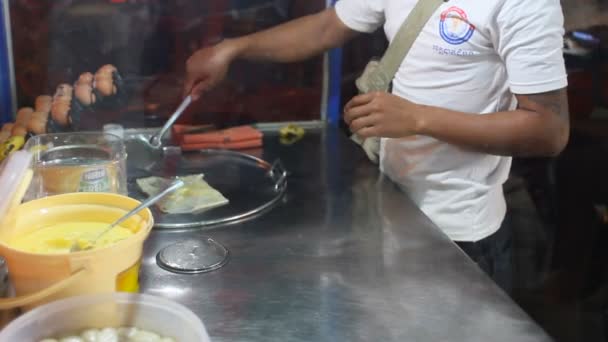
[0,292,210,342]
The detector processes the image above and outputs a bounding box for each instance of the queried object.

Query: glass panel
[9,0,326,130]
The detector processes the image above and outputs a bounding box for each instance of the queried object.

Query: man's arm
[344,88,570,157]
[234,8,357,62]
[185,8,357,97]
[419,89,570,156]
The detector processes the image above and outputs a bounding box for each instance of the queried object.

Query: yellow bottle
[0,136,25,162]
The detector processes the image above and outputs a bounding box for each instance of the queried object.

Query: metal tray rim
[148,149,287,230]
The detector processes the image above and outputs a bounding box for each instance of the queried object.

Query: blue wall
[327,47,342,126]
[326,0,342,126]
[0,3,13,123]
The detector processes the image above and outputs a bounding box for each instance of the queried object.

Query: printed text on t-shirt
[432,45,480,56]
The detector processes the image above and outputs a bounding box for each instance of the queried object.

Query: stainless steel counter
[137,127,552,342]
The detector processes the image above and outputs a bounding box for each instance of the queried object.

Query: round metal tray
[127,149,287,229]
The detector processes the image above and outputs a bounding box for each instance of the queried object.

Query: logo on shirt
[439,6,475,45]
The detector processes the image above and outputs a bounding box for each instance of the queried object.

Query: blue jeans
[456,215,513,294]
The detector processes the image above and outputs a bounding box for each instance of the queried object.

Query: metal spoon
[148,95,192,149]
[69,179,185,252]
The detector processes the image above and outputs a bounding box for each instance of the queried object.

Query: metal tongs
[147,95,193,149]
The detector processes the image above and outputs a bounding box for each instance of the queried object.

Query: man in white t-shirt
[184,0,569,291]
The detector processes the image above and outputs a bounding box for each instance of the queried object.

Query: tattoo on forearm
[516,88,569,121]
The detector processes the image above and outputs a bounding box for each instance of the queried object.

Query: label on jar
[79,167,111,192]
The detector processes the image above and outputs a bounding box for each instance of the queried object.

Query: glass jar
[23,132,127,200]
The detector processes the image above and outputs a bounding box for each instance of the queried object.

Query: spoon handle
[149,95,192,148]
[97,180,184,239]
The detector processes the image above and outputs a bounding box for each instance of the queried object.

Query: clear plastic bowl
[0,292,210,342]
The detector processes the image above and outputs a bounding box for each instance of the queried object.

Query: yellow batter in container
[10,221,134,254]
[0,192,154,311]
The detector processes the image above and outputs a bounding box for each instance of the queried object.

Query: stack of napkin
[172,125,263,151]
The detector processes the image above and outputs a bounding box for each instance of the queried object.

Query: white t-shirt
[335,0,567,241]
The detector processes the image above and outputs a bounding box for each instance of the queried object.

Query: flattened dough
[137,174,228,214]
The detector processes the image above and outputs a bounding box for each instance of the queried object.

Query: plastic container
[0,292,211,342]
[0,192,153,311]
[23,132,127,200]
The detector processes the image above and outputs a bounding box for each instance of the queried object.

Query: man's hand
[344,92,422,138]
[183,39,240,100]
